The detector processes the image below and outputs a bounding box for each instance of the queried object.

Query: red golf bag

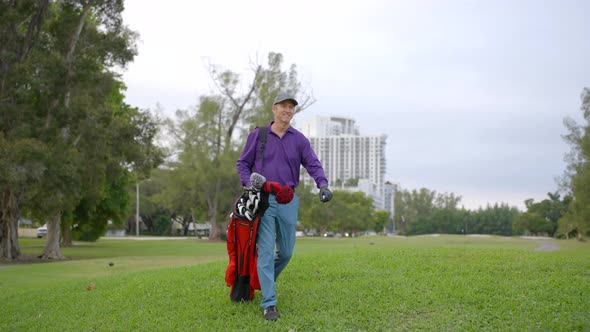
[224,183,293,302]
[225,211,261,302]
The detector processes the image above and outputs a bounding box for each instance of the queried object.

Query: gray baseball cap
[273,92,298,106]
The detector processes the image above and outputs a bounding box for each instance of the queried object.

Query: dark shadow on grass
[0,253,70,267]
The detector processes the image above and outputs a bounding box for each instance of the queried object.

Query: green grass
[1,235,589,331]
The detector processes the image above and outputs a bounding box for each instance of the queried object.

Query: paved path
[534,241,559,252]
[99,236,197,240]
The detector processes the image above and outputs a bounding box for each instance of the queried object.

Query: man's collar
[269,121,293,134]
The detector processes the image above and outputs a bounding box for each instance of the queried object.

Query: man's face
[272,100,296,124]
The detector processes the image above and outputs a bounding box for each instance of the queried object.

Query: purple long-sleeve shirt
[237,122,328,189]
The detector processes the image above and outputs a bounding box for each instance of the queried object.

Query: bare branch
[66,2,93,67]
[294,87,316,114]
[20,0,50,62]
[226,65,261,140]
[62,1,93,144]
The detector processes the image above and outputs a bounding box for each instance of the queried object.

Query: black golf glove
[319,186,332,203]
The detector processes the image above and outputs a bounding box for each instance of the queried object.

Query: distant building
[298,116,389,210]
[383,181,399,234]
[299,116,359,137]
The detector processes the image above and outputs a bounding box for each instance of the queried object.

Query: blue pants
[256,193,299,309]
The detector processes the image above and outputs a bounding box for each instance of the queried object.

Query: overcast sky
[121,0,590,210]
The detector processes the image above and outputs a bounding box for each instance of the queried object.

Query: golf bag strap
[258,126,267,167]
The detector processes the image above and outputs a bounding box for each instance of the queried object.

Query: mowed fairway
[1,235,588,331]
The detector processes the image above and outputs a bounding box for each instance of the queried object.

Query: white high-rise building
[299,116,359,137]
[298,116,387,210]
[383,181,399,233]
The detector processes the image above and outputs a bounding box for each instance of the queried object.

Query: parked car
[36,224,47,238]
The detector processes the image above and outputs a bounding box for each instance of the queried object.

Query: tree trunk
[207,200,220,239]
[206,181,221,239]
[0,186,22,261]
[40,212,65,260]
[577,228,585,242]
[0,218,20,261]
[61,225,73,247]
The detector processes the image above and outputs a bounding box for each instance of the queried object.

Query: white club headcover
[250,172,267,191]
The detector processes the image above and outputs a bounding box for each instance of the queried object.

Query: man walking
[236,92,332,320]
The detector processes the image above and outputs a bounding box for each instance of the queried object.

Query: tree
[513,211,551,236]
[559,87,590,240]
[372,210,390,233]
[0,1,162,260]
[298,188,374,236]
[141,168,193,236]
[392,185,525,236]
[164,96,240,240]
[296,181,327,234]
[331,191,374,236]
[393,187,460,235]
[71,171,132,242]
[33,1,163,259]
[0,139,47,260]
[1,0,53,261]
[467,203,519,236]
[344,178,359,187]
[515,193,571,237]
